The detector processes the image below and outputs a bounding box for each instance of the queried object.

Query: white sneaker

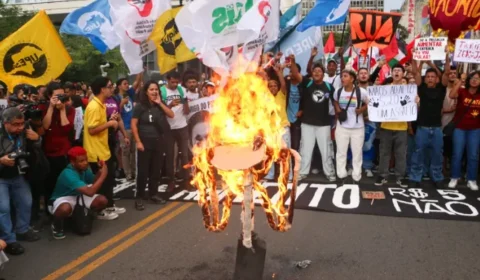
[106,206,126,215]
[467,181,479,191]
[365,170,374,178]
[97,210,119,220]
[448,179,458,189]
[327,175,337,182]
[311,168,320,175]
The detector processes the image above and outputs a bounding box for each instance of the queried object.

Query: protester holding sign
[408,51,450,188]
[333,70,368,184]
[375,64,411,188]
[448,71,480,191]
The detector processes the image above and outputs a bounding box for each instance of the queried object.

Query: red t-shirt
[454,88,480,130]
[42,106,76,157]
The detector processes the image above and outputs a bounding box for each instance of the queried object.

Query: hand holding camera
[0,154,15,167]
[25,128,39,141]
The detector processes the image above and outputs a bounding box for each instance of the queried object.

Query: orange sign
[361,191,386,200]
[349,9,402,50]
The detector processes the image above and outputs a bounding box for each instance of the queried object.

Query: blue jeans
[451,128,480,181]
[407,134,432,178]
[0,176,32,244]
[266,127,293,180]
[410,127,444,182]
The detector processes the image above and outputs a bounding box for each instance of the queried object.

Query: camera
[8,95,46,121]
[56,94,68,103]
[8,149,30,175]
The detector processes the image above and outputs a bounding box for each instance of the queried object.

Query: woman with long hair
[131,81,174,210]
[448,71,480,190]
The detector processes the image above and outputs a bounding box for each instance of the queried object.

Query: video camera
[8,149,30,175]
[8,94,47,121]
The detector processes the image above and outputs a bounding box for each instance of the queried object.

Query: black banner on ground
[114,179,480,222]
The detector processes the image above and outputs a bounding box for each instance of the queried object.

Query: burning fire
[190,72,300,240]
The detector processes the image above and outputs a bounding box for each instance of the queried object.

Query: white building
[301,0,385,32]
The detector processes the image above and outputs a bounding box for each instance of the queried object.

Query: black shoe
[396,178,409,188]
[375,176,387,186]
[115,168,126,179]
[51,218,65,240]
[16,229,40,242]
[423,175,430,181]
[434,181,445,189]
[31,218,44,233]
[353,180,360,185]
[135,199,145,211]
[150,194,167,205]
[175,173,183,182]
[4,242,24,255]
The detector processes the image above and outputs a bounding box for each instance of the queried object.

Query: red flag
[380,35,399,62]
[324,32,336,55]
[399,35,419,65]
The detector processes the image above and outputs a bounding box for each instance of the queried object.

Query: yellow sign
[149,7,196,74]
[0,10,72,91]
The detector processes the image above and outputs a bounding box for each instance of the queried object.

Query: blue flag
[297,0,351,32]
[276,22,324,75]
[60,0,119,54]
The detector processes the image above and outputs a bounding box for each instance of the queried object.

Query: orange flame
[190,71,299,233]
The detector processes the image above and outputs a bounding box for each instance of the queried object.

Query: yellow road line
[42,202,180,280]
[66,203,193,280]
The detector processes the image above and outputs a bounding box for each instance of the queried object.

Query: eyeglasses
[471,78,480,82]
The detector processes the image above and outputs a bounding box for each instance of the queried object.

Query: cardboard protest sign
[367,85,418,122]
[187,94,218,147]
[413,37,447,61]
[454,39,480,63]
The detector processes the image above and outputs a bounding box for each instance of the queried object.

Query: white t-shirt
[325,74,342,91]
[164,87,188,130]
[186,90,199,102]
[333,87,368,129]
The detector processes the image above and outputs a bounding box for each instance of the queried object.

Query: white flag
[108,0,170,74]
[176,0,279,77]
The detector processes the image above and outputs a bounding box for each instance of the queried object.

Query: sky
[384,0,405,11]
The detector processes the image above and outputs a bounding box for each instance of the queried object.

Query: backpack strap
[177,86,185,100]
[325,81,332,91]
[306,79,313,88]
[160,86,167,103]
[355,86,362,123]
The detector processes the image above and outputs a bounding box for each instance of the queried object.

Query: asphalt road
[2,195,480,280]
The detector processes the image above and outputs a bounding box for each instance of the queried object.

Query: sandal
[5,242,25,255]
[135,200,145,211]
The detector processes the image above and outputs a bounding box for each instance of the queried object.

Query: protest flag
[60,0,119,54]
[149,7,196,74]
[380,35,399,63]
[324,32,336,61]
[0,10,72,91]
[349,9,401,50]
[109,0,171,74]
[399,35,419,65]
[297,0,351,32]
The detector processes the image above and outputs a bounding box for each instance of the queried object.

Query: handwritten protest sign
[0,100,7,111]
[413,37,447,61]
[454,39,480,63]
[367,85,418,122]
[188,94,218,120]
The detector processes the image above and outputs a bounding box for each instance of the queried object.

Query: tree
[0,1,128,83]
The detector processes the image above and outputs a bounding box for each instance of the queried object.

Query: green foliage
[0,1,127,84]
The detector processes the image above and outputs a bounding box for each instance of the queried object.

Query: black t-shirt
[299,78,333,126]
[132,103,166,140]
[417,83,446,127]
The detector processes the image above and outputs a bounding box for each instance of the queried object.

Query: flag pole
[368,46,373,70]
[340,16,348,47]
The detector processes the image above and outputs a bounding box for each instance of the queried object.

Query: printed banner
[114,180,480,222]
[148,7,196,74]
[187,94,218,147]
[349,9,402,50]
[0,10,72,91]
[367,84,418,122]
[453,39,480,63]
[413,37,447,61]
[108,0,171,74]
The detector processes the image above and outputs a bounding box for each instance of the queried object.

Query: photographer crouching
[0,107,41,255]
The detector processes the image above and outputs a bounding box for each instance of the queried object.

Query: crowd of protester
[0,47,479,261]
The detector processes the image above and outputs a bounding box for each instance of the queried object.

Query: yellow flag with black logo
[0,10,72,91]
[149,7,196,74]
